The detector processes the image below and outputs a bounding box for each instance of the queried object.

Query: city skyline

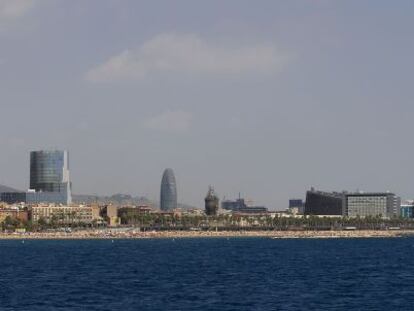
[1,2,413,311]
[1,1,414,208]
[2,149,410,212]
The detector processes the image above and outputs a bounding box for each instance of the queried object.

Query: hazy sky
[1,0,413,209]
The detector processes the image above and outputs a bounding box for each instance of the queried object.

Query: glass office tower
[160,168,177,211]
[29,150,72,205]
[304,189,344,216]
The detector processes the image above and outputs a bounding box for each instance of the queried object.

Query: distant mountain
[0,184,22,193]
[0,187,200,208]
[72,193,153,206]
[72,193,199,210]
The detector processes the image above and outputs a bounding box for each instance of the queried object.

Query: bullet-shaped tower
[160,168,177,211]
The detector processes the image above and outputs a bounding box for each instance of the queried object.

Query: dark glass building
[0,192,27,204]
[160,168,177,211]
[222,199,245,211]
[304,189,344,216]
[289,199,304,209]
[222,197,268,214]
[29,150,72,205]
[289,199,305,214]
[205,186,219,216]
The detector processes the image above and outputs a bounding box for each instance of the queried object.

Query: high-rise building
[160,168,177,211]
[346,193,400,218]
[304,188,400,218]
[28,150,72,205]
[305,189,344,216]
[205,186,219,216]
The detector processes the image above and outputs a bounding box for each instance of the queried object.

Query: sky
[0,0,414,209]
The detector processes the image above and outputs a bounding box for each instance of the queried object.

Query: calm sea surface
[1,237,414,310]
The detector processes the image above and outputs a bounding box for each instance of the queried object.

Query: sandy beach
[0,229,413,240]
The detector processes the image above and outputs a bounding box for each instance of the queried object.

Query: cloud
[143,111,193,133]
[85,33,288,82]
[0,0,35,20]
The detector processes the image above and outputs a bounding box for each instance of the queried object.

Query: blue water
[1,237,414,310]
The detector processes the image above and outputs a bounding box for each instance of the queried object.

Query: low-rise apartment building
[30,205,97,225]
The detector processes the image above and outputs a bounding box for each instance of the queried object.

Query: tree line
[118,213,414,231]
[3,213,414,232]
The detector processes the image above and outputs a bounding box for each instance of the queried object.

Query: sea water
[1,237,413,310]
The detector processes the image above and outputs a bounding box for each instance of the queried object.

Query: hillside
[72,193,198,209]
[0,184,22,193]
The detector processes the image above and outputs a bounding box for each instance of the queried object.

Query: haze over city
[1,0,413,209]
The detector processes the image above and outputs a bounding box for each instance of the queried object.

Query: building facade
[305,189,344,216]
[29,150,72,205]
[118,206,154,225]
[222,199,245,211]
[0,209,28,223]
[106,205,120,227]
[30,205,95,224]
[160,168,177,211]
[222,197,268,214]
[0,192,27,204]
[205,186,219,216]
[345,193,400,218]
[400,201,414,218]
[289,199,304,214]
[305,188,400,218]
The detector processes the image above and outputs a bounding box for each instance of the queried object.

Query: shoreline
[0,230,413,240]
